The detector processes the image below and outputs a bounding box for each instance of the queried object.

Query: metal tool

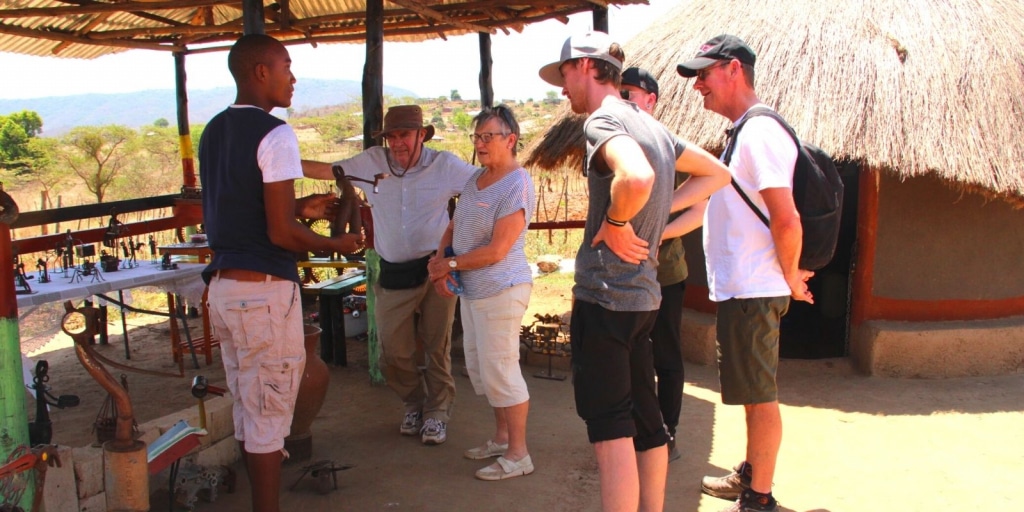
[289,460,354,494]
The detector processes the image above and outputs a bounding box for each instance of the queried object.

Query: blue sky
[1,0,678,102]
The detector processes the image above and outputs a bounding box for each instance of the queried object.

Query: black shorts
[570,300,670,451]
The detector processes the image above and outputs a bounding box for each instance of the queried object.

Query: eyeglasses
[695,60,731,81]
[494,105,516,129]
[469,132,509,143]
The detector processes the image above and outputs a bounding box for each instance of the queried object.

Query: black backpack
[723,107,844,271]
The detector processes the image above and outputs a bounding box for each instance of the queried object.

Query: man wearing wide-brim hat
[304,104,476,447]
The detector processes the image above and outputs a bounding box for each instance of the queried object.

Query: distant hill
[0,79,418,136]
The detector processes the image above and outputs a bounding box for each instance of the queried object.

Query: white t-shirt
[704,106,798,302]
[228,105,303,183]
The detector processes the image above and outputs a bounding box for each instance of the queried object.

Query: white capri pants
[460,283,532,408]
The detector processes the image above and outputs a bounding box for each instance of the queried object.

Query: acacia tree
[115,125,181,199]
[61,125,137,203]
[24,137,66,207]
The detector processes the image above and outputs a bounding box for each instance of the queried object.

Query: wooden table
[296,257,363,270]
[15,262,212,371]
[301,270,366,366]
[157,242,212,263]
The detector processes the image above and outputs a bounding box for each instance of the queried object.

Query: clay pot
[285,324,329,462]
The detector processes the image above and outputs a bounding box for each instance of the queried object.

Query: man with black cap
[304,105,476,446]
[619,67,659,115]
[621,67,709,464]
[539,32,729,511]
[678,34,814,512]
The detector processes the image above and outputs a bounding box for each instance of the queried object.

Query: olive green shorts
[715,296,790,405]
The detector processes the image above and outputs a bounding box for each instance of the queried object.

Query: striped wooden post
[1,216,33,509]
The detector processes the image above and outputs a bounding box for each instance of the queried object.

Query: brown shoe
[701,461,752,501]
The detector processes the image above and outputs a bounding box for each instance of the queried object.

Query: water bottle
[444,246,464,295]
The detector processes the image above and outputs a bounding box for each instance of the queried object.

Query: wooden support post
[242,0,265,35]
[593,5,609,33]
[363,0,384,150]
[174,52,197,192]
[478,32,493,108]
[0,221,34,510]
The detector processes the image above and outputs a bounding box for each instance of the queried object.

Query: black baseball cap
[676,34,757,78]
[621,67,659,97]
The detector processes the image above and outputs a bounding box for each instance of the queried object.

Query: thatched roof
[524,0,1024,203]
[0,0,647,59]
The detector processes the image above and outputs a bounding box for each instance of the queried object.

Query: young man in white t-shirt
[678,34,814,512]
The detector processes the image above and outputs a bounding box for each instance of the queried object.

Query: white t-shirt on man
[704,106,798,302]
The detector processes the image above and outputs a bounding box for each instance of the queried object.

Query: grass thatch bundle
[524,0,1024,205]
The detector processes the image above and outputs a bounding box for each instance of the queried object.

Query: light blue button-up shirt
[336,146,477,263]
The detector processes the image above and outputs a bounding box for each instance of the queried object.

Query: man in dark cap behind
[678,34,814,512]
[304,105,476,446]
[621,67,709,464]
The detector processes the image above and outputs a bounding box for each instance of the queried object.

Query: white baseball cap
[538,32,623,87]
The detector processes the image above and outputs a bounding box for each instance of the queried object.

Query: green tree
[430,114,446,131]
[114,126,180,199]
[24,137,65,206]
[0,119,31,167]
[61,125,137,203]
[0,110,43,171]
[153,118,170,128]
[451,109,472,131]
[450,89,462,101]
[5,111,43,137]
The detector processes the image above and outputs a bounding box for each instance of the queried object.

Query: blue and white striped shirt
[452,167,536,300]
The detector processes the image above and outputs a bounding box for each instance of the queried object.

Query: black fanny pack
[378,254,431,290]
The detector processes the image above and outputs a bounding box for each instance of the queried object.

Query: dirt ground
[20,274,1024,511]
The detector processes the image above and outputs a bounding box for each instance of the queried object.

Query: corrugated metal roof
[0,0,648,59]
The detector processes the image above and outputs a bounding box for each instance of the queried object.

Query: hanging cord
[383,138,418,178]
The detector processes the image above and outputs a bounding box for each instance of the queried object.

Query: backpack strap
[721,106,797,228]
[730,179,770,227]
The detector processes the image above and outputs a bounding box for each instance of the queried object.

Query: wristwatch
[448,258,458,269]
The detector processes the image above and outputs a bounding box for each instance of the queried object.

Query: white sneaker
[420,418,447,445]
[400,412,422,436]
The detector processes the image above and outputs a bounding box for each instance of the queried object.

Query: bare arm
[661,199,708,240]
[301,159,334,180]
[590,136,654,264]
[761,187,813,303]
[670,145,731,213]
[264,180,363,254]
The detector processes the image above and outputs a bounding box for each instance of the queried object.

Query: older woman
[427,106,536,481]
